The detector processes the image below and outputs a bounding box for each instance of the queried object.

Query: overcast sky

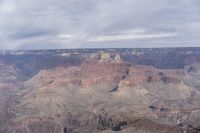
[0,0,200,49]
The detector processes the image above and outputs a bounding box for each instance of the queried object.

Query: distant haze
[0,0,200,49]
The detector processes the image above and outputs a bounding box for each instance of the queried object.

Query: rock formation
[1,48,200,133]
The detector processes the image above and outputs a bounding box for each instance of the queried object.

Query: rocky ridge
[1,49,200,132]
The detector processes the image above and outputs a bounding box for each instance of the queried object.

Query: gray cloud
[0,0,199,49]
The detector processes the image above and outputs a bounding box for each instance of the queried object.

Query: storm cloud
[0,0,200,49]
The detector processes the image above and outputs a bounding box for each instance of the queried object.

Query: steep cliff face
[1,49,200,133]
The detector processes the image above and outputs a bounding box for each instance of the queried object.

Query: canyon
[1,48,200,133]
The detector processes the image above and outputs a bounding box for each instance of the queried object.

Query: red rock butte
[1,48,200,133]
